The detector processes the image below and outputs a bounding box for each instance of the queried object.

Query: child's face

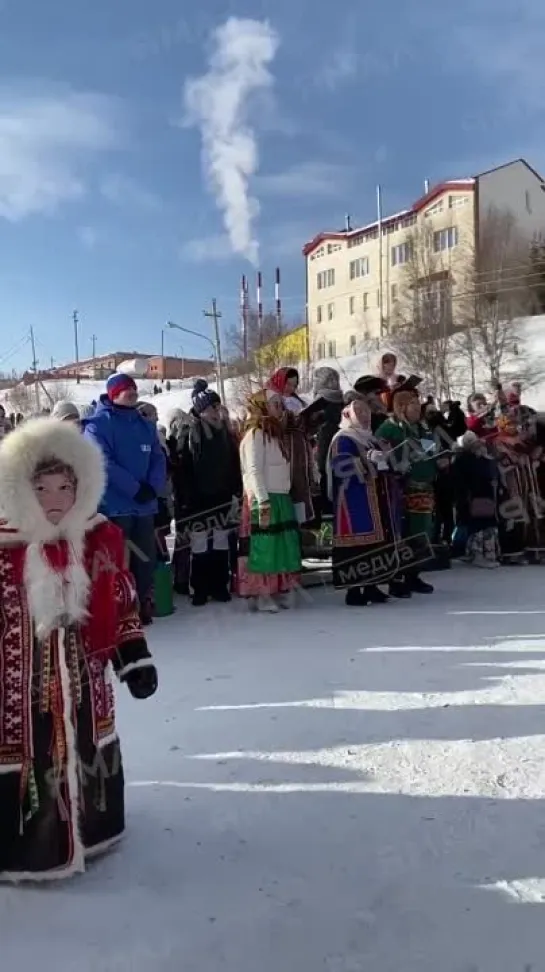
[33,472,76,524]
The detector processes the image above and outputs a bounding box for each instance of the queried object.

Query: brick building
[52,352,213,381]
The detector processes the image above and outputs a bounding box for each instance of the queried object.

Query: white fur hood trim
[0,418,105,544]
[0,418,107,638]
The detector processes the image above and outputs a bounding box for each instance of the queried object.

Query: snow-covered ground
[3,566,545,970]
[4,313,545,423]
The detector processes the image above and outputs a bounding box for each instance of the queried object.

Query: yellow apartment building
[303,159,545,360]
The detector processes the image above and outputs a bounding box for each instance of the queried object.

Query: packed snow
[3,566,545,970]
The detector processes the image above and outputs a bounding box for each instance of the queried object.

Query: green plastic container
[153,560,174,617]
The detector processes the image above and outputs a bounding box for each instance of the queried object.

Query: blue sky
[0,0,543,373]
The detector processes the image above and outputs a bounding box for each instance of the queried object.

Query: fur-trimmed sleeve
[90,520,154,679]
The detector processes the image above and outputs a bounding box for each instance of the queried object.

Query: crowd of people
[1,351,544,618]
[1,352,545,882]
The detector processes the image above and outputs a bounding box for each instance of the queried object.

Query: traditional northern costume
[237,390,301,611]
[493,412,530,563]
[521,412,545,561]
[0,418,157,882]
[327,399,398,606]
[267,369,316,524]
[375,383,436,595]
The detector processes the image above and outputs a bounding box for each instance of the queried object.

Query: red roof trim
[302,180,475,256]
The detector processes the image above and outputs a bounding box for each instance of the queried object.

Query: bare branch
[388,221,455,399]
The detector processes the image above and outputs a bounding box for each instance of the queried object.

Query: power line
[0,334,30,368]
[302,268,545,312]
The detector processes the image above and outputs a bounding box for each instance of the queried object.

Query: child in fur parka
[0,418,157,882]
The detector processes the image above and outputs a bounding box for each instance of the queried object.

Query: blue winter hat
[106,373,137,401]
[191,379,221,415]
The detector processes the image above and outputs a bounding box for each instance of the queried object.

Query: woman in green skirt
[238,389,301,612]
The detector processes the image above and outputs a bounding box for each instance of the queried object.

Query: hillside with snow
[3,315,545,422]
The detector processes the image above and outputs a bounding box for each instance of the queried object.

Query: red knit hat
[106,373,137,401]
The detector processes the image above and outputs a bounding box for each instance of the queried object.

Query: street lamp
[166,321,224,399]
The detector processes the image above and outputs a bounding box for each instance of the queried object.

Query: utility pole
[377,185,385,338]
[73,309,80,384]
[91,334,97,377]
[30,326,40,409]
[203,298,225,402]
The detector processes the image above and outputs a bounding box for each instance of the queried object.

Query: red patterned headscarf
[267,368,299,395]
[244,389,289,459]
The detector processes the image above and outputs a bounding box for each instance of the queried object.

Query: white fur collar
[24,539,90,640]
[0,419,107,638]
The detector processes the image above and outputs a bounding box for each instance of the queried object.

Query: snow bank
[4,314,545,419]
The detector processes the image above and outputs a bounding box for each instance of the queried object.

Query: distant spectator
[51,400,80,424]
[82,374,166,624]
[170,379,242,606]
[312,367,343,515]
[137,401,173,562]
[0,405,11,438]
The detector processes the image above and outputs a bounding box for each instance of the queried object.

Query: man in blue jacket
[83,373,167,624]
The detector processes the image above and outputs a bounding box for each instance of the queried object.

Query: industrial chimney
[424,179,430,194]
[345,213,351,232]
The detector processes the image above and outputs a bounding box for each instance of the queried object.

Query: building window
[391,241,412,266]
[317,342,325,360]
[424,199,444,218]
[349,257,370,279]
[317,268,335,289]
[391,283,398,302]
[349,296,355,315]
[327,302,334,321]
[327,340,336,358]
[317,305,322,324]
[413,278,453,332]
[433,226,459,252]
[363,292,368,310]
[526,189,532,214]
[449,195,469,209]
[349,335,357,354]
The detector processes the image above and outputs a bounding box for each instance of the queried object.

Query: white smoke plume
[184,18,279,266]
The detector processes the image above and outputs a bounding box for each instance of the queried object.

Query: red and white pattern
[0,521,145,770]
[0,551,29,770]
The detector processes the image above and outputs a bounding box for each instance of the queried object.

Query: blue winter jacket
[82,395,167,517]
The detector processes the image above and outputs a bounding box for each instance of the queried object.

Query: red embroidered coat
[0,516,155,886]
